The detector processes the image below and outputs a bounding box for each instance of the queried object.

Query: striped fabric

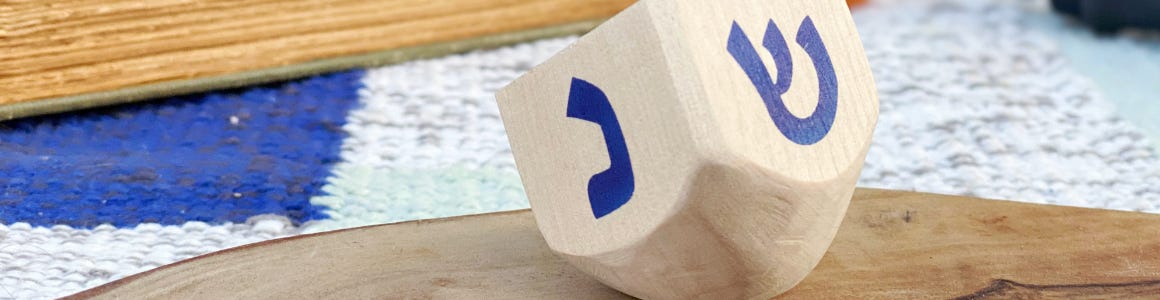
[3,0,1159,298]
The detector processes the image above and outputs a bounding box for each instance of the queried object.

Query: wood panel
[68,189,1160,299]
[0,0,633,119]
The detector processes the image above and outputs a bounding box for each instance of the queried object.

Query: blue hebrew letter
[727,16,838,145]
[566,78,635,219]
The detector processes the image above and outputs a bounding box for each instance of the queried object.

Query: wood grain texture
[0,0,633,118]
[954,279,1160,299]
[68,209,630,300]
[496,0,876,298]
[779,189,1160,299]
[67,189,1160,299]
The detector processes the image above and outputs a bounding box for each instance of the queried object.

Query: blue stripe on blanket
[0,70,363,228]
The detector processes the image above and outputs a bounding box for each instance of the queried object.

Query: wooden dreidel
[497,0,878,298]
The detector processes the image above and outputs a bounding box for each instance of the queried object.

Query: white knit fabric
[853,0,1160,211]
[304,39,575,233]
[0,217,296,299]
[5,0,1159,298]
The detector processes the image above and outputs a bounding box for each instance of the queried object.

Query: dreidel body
[497,0,878,298]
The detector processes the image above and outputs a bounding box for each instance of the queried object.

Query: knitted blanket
[3,0,1159,298]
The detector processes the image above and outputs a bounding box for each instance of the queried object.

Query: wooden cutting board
[0,0,634,120]
[1,0,873,121]
[66,188,1160,299]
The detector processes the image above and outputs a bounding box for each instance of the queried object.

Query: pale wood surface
[781,189,1160,299]
[496,0,876,297]
[68,189,1160,299]
[0,0,633,109]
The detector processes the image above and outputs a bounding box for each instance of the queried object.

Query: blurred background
[0,0,1158,298]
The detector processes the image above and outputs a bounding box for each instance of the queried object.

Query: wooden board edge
[0,20,601,121]
[63,209,537,300]
[64,188,1160,299]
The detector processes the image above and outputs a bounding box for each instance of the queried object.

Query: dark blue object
[0,70,363,228]
[566,78,634,219]
[727,17,839,146]
[1052,0,1160,33]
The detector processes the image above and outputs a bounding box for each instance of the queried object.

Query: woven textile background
[3,0,1159,298]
